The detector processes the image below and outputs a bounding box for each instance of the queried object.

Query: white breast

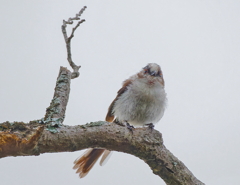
[113,76,167,127]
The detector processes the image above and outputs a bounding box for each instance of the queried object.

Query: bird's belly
[113,88,166,127]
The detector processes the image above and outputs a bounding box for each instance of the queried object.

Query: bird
[73,63,167,178]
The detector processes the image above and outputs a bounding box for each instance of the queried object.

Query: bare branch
[43,7,87,128]
[61,6,87,79]
[0,121,205,185]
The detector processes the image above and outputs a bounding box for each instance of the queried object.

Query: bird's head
[138,63,165,86]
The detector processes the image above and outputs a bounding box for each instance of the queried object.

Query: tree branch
[42,7,87,130]
[44,67,72,130]
[61,6,87,79]
[0,121,204,185]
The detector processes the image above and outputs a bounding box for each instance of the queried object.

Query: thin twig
[61,6,87,79]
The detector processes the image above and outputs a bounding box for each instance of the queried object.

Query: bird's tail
[73,148,111,178]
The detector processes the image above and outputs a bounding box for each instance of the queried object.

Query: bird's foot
[126,122,134,133]
[145,123,154,131]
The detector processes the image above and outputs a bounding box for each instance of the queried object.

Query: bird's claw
[145,123,154,131]
[126,122,134,133]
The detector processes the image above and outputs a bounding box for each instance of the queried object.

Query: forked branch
[61,6,87,79]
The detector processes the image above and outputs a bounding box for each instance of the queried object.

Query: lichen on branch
[44,67,72,130]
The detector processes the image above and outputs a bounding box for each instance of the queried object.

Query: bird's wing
[105,78,132,122]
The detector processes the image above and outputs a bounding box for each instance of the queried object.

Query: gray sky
[0,1,240,184]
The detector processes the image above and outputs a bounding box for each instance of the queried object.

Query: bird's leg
[114,120,134,133]
[125,121,134,133]
[113,119,125,127]
[145,123,154,131]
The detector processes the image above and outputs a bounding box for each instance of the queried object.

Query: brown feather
[105,79,132,122]
[73,149,105,178]
[99,150,112,166]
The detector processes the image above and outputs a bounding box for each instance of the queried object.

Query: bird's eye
[149,71,162,77]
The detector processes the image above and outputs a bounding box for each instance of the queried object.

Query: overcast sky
[1,1,240,185]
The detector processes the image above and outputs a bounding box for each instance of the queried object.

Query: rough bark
[0,120,204,185]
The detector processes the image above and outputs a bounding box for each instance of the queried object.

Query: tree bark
[0,118,204,185]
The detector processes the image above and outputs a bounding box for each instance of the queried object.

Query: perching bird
[73,63,167,178]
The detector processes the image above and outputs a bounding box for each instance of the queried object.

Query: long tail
[73,148,111,178]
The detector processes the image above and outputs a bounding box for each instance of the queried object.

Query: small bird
[73,63,167,178]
